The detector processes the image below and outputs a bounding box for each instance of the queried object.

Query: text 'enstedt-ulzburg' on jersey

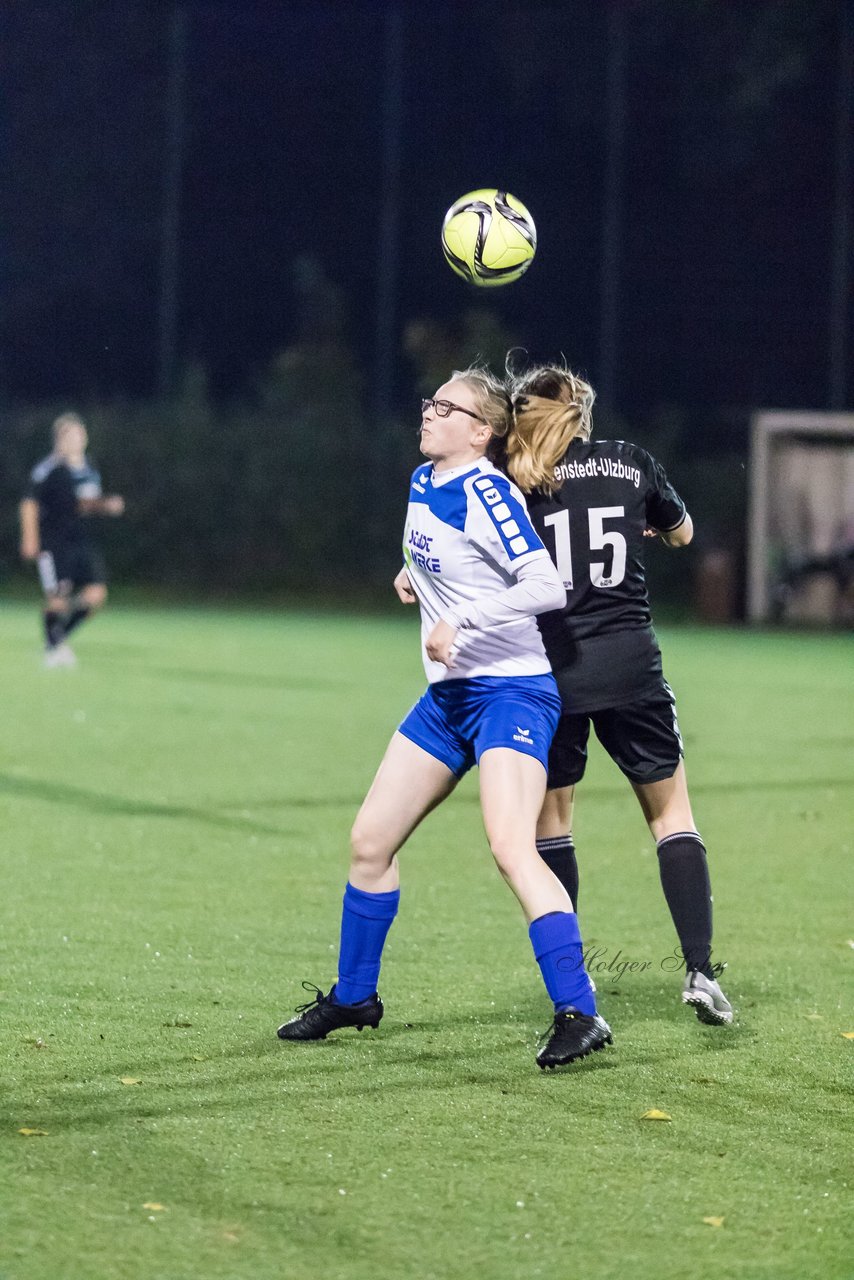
[554,458,642,488]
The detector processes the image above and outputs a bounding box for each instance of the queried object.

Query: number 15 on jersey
[542,506,627,590]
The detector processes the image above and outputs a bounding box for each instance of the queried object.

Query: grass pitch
[0,601,851,1280]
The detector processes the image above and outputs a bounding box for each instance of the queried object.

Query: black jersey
[27,455,102,548]
[526,438,686,711]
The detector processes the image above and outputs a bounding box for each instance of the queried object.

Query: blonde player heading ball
[277,366,611,1070]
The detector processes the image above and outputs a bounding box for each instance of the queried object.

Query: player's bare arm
[19,498,40,560]
[393,566,416,604]
[644,512,694,547]
[78,494,125,517]
[425,618,458,667]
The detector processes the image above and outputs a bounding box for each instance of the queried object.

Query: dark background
[2,0,851,603]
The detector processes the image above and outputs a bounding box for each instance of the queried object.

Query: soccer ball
[441,188,536,287]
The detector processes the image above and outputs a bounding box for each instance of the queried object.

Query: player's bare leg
[278,733,457,1041]
[631,761,695,840]
[78,582,107,612]
[536,784,575,839]
[349,732,458,893]
[480,749,571,921]
[480,749,610,1067]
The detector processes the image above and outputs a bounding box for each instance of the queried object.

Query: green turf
[1,602,851,1280]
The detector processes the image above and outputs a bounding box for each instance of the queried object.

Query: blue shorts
[398,675,561,778]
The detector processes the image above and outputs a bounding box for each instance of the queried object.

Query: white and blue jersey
[403,457,561,683]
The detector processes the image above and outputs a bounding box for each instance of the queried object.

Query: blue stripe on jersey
[408,467,475,533]
[470,473,544,560]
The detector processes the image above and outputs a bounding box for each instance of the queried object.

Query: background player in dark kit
[503,362,732,1025]
[19,412,124,666]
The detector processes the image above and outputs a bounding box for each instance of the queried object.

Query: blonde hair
[505,363,595,494]
[449,365,514,443]
[52,411,85,443]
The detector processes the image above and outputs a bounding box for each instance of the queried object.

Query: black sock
[536,835,579,912]
[63,605,92,638]
[656,832,715,978]
[43,610,66,649]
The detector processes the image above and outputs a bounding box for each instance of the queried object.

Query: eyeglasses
[421,397,485,423]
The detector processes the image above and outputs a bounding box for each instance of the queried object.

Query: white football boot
[43,643,77,669]
[682,970,733,1025]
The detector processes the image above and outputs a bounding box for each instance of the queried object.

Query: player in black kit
[503,362,732,1025]
[19,412,124,666]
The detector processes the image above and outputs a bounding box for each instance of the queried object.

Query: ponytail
[504,367,595,494]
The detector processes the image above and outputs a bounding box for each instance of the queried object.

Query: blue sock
[529,911,597,1016]
[333,883,400,1005]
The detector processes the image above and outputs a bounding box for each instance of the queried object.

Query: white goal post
[748,411,854,623]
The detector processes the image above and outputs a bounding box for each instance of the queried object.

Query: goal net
[748,411,854,624]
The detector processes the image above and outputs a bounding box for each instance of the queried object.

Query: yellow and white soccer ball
[441,188,536,287]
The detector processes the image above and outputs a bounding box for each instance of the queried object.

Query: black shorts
[547,682,683,788]
[37,544,106,596]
